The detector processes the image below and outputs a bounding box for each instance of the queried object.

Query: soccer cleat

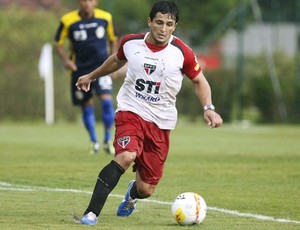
[89,142,100,154]
[117,180,138,217]
[80,212,98,225]
[104,141,115,155]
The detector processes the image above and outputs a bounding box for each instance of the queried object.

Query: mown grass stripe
[1,181,299,225]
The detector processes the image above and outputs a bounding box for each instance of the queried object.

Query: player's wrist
[203,104,215,111]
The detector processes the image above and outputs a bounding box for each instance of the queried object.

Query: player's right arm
[54,45,77,72]
[54,15,77,72]
[76,53,126,92]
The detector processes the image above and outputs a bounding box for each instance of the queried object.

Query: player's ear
[147,17,151,27]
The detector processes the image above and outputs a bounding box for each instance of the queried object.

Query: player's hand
[204,110,223,128]
[64,59,77,72]
[76,75,92,92]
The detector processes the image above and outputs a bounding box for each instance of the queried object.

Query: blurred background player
[54,0,118,154]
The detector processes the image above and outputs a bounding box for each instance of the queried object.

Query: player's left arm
[192,71,223,128]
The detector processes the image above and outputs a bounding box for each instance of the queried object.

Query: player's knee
[114,151,136,170]
[83,98,94,107]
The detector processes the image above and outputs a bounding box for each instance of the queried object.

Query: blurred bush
[0,6,77,122]
[177,68,235,123]
[246,52,299,123]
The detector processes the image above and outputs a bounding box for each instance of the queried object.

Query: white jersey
[116,32,201,130]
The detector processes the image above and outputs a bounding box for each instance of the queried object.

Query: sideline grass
[0,121,299,229]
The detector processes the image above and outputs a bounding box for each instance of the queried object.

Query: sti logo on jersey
[135,79,161,94]
[134,63,161,102]
[144,63,156,75]
[135,63,160,94]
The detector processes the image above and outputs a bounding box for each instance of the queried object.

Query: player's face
[147,12,177,46]
[78,0,97,18]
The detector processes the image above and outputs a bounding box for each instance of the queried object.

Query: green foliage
[258,0,300,22]
[177,68,236,123]
[111,0,153,34]
[0,122,299,229]
[0,6,77,122]
[246,52,299,123]
[97,0,240,46]
[175,0,240,46]
[205,68,236,122]
[1,3,300,124]
[0,6,52,120]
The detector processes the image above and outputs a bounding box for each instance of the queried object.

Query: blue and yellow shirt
[54,8,117,75]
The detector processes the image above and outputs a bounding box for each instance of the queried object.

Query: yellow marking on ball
[175,207,186,224]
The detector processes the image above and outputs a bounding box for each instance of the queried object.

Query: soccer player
[75,0,223,225]
[54,0,118,154]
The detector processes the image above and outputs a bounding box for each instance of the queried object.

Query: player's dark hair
[149,0,179,23]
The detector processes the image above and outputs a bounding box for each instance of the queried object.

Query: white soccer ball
[171,192,207,226]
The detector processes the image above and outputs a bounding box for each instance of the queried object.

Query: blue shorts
[71,75,113,105]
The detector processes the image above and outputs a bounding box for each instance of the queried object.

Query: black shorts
[71,75,113,106]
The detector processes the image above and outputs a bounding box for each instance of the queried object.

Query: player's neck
[79,10,94,19]
[145,33,170,47]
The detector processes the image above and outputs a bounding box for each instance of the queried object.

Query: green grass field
[0,121,299,229]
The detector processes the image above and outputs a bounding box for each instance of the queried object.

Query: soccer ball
[171,192,207,226]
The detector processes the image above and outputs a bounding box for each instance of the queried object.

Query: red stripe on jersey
[171,37,201,79]
[145,40,168,52]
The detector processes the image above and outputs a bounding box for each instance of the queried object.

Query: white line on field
[0,181,299,225]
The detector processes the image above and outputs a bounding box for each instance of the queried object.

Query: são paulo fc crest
[117,136,130,148]
[144,63,156,75]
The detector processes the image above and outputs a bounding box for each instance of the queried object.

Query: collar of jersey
[144,33,172,52]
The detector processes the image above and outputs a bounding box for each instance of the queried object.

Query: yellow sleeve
[54,10,81,46]
[95,9,118,42]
